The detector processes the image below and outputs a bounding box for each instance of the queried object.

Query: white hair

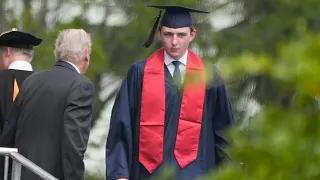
[0,46,34,62]
[54,29,92,64]
[11,47,34,61]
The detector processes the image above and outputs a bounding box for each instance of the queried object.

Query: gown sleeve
[106,63,141,180]
[212,68,235,166]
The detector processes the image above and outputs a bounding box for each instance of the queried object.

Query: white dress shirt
[8,60,33,71]
[164,50,188,82]
[63,60,80,74]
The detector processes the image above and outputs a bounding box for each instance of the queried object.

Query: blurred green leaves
[220,52,272,80]
[204,32,320,180]
[220,32,320,98]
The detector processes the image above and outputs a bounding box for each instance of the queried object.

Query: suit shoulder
[22,70,45,83]
[68,75,95,98]
[78,74,93,86]
[70,74,94,92]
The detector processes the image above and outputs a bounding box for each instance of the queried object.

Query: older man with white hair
[0,29,95,180]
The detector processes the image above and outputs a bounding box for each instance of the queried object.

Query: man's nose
[172,35,178,45]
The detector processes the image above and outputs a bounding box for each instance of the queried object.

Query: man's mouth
[170,48,179,52]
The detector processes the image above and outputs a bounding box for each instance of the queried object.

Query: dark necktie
[172,61,182,87]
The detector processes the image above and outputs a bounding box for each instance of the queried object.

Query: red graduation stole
[139,48,206,173]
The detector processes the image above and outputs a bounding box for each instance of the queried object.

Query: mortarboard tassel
[143,10,162,48]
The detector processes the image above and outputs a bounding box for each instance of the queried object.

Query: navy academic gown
[106,60,234,180]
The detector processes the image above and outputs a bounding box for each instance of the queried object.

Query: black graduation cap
[0,28,42,49]
[143,5,209,48]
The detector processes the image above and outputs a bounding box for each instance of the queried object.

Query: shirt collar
[164,50,188,66]
[8,60,33,71]
[63,60,80,74]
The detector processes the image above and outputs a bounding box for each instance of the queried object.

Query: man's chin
[168,51,182,59]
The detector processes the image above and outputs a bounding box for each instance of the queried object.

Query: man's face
[157,26,196,60]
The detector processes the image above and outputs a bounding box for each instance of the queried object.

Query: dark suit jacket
[0,60,95,180]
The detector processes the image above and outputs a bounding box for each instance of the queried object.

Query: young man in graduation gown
[0,29,42,135]
[106,5,234,180]
[0,29,95,180]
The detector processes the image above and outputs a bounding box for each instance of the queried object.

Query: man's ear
[190,28,197,41]
[156,27,162,40]
[5,47,11,57]
[84,48,90,62]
